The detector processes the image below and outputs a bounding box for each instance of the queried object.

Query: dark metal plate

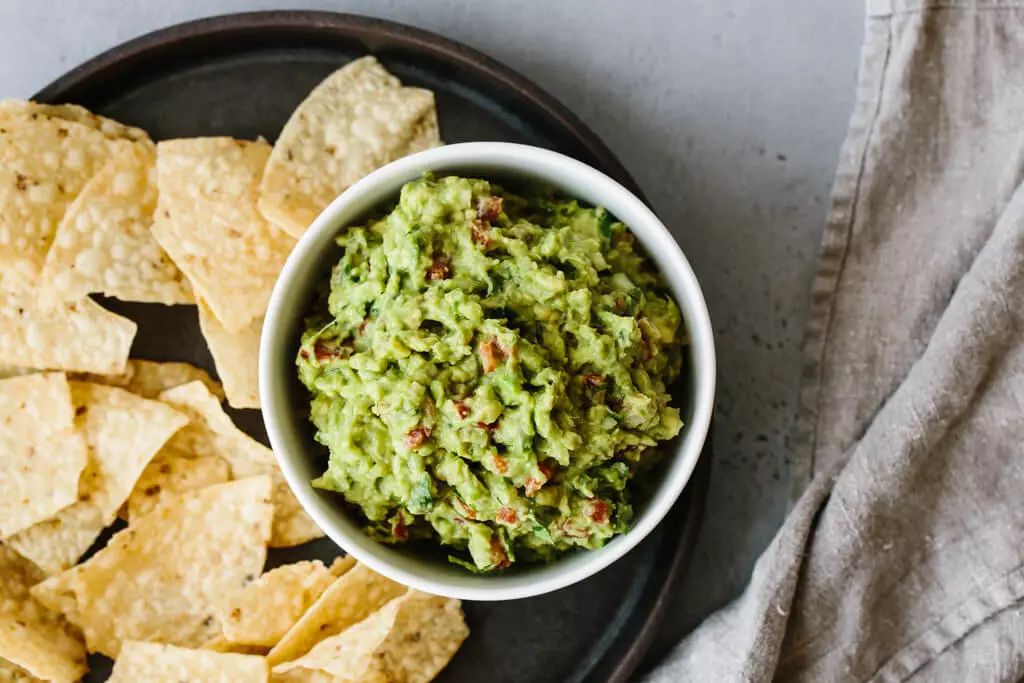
[34,11,709,683]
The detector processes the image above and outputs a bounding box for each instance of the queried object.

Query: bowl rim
[260,141,716,600]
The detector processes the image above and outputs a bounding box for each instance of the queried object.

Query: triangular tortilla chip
[215,560,336,648]
[33,476,274,657]
[6,382,187,573]
[266,563,406,666]
[271,591,467,683]
[157,381,323,547]
[198,300,261,409]
[125,451,230,520]
[40,142,192,305]
[152,137,294,332]
[108,641,268,682]
[0,107,135,283]
[0,545,87,683]
[0,281,135,374]
[258,56,441,238]
[73,358,224,400]
[0,373,87,539]
[0,100,148,142]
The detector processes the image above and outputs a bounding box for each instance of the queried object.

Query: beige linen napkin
[650,2,1024,680]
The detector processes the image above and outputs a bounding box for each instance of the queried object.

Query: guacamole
[297,175,684,571]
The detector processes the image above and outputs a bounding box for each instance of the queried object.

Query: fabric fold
[650,3,1024,681]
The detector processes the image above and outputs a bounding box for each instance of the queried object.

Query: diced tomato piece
[478,338,505,372]
[426,254,452,280]
[471,219,491,247]
[490,536,511,569]
[587,499,611,524]
[453,401,470,419]
[496,507,518,524]
[476,195,503,222]
[524,461,556,497]
[392,515,409,541]
[313,341,338,361]
[405,427,429,450]
[476,420,498,431]
[583,373,606,387]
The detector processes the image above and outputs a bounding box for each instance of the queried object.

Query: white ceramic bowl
[260,142,715,601]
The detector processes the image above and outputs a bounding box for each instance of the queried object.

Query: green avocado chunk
[297,174,685,571]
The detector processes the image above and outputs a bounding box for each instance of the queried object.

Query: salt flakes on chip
[0,545,87,683]
[152,137,294,332]
[6,382,187,574]
[0,373,87,539]
[0,104,136,283]
[215,560,336,648]
[198,300,261,409]
[73,358,224,400]
[271,590,468,683]
[158,381,323,547]
[266,562,406,666]
[258,56,441,238]
[37,476,274,657]
[40,141,193,306]
[108,641,268,683]
[0,279,135,375]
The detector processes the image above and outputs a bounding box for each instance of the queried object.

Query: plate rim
[31,10,711,682]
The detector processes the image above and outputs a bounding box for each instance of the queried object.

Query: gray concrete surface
[0,0,865,668]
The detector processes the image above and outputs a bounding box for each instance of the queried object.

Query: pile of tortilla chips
[0,57,462,682]
[0,55,440,408]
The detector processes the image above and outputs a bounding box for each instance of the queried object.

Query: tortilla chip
[109,641,268,682]
[152,137,294,332]
[329,556,356,577]
[74,358,224,400]
[34,476,273,657]
[0,373,87,539]
[271,591,467,683]
[266,563,406,666]
[0,281,135,374]
[125,452,231,520]
[158,381,323,547]
[0,545,87,683]
[0,109,134,283]
[258,56,440,238]
[198,300,261,409]
[215,560,335,648]
[40,142,192,305]
[0,659,41,682]
[0,100,148,142]
[6,382,187,573]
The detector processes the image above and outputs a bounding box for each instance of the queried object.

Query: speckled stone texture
[0,0,864,667]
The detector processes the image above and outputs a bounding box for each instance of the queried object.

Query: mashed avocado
[297,175,684,571]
